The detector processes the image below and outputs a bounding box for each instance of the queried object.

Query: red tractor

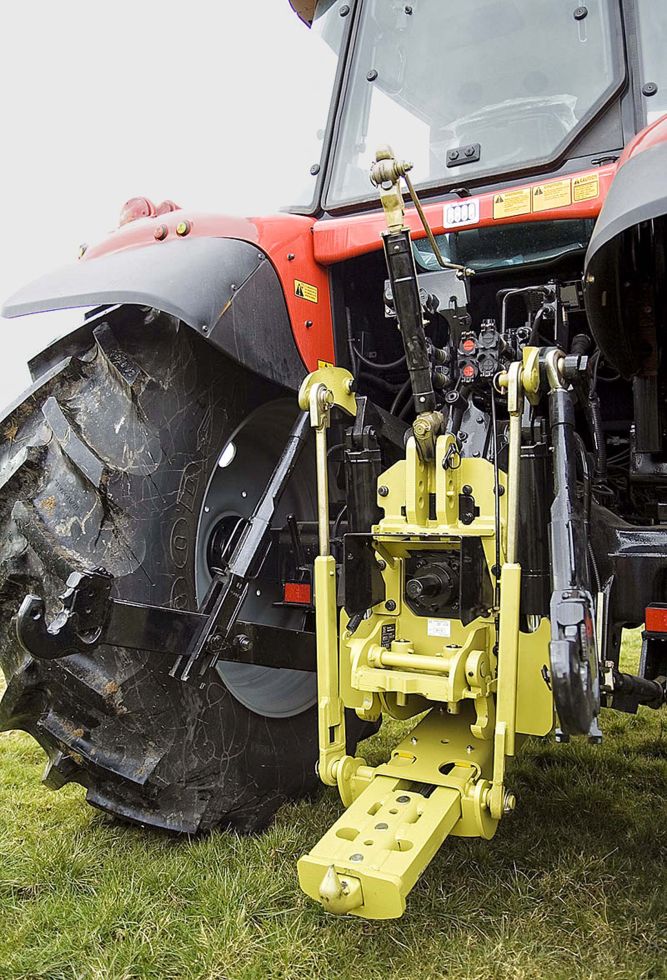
[1,0,665,917]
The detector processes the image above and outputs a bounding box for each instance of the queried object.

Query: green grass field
[1,632,665,980]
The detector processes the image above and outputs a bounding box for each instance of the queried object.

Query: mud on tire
[0,306,324,833]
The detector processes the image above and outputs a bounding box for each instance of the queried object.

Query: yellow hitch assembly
[296,362,554,919]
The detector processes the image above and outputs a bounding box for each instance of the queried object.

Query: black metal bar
[382,228,436,415]
[547,382,599,736]
[171,410,312,682]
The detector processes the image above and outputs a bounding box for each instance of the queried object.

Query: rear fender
[584,116,667,377]
[2,236,308,391]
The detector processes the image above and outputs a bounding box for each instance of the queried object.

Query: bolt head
[503,792,517,814]
[378,485,389,497]
[385,599,396,612]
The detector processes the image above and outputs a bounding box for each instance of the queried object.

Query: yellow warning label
[532,178,572,213]
[572,172,600,203]
[317,359,334,369]
[294,279,318,303]
[493,188,531,219]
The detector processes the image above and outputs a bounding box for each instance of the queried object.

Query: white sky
[0,1,323,406]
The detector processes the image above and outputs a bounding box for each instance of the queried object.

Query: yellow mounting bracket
[298,365,357,420]
[490,359,525,818]
[299,366,360,788]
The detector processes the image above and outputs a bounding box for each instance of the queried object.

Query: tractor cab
[291,0,666,216]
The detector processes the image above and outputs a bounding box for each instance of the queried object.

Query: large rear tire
[0,307,333,833]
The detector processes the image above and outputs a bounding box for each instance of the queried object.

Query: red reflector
[646,605,667,633]
[284,582,311,605]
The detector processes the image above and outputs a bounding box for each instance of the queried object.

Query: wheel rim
[195,400,317,719]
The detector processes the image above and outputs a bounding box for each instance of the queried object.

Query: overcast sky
[0,1,321,406]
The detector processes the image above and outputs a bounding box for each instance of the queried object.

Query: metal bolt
[495,485,505,496]
[448,149,460,162]
[340,3,350,14]
[396,795,410,803]
[366,69,378,82]
[378,485,389,497]
[207,633,223,653]
[310,164,320,176]
[503,791,517,814]
[349,853,364,862]
[462,484,473,495]
[573,6,588,20]
[374,822,389,830]
[305,320,313,329]
[287,253,295,261]
[404,4,413,12]
[465,145,476,157]
[643,82,658,97]
[385,599,396,612]
[234,634,253,654]
[376,558,386,570]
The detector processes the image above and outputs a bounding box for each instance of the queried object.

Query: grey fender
[2,236,308,391]
[584,139,667,377]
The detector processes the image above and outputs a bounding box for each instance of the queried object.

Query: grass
[0,632,665,980]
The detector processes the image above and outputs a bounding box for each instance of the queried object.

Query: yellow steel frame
[297,356,554,919]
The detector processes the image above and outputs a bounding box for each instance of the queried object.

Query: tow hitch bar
[16,412,316,680]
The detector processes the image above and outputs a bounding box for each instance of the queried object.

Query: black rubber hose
[390,378,412,415]
[352,346,407,371]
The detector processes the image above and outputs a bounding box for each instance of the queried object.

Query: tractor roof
[289,1,315,25]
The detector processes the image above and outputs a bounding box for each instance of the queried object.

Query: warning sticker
[381,623,396,649]
[493,188,531,219]
[427,618,451,638]
[294,279,318,303]
[572,172,600,203]
[532,178,572,213]
[317,359,334,369]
